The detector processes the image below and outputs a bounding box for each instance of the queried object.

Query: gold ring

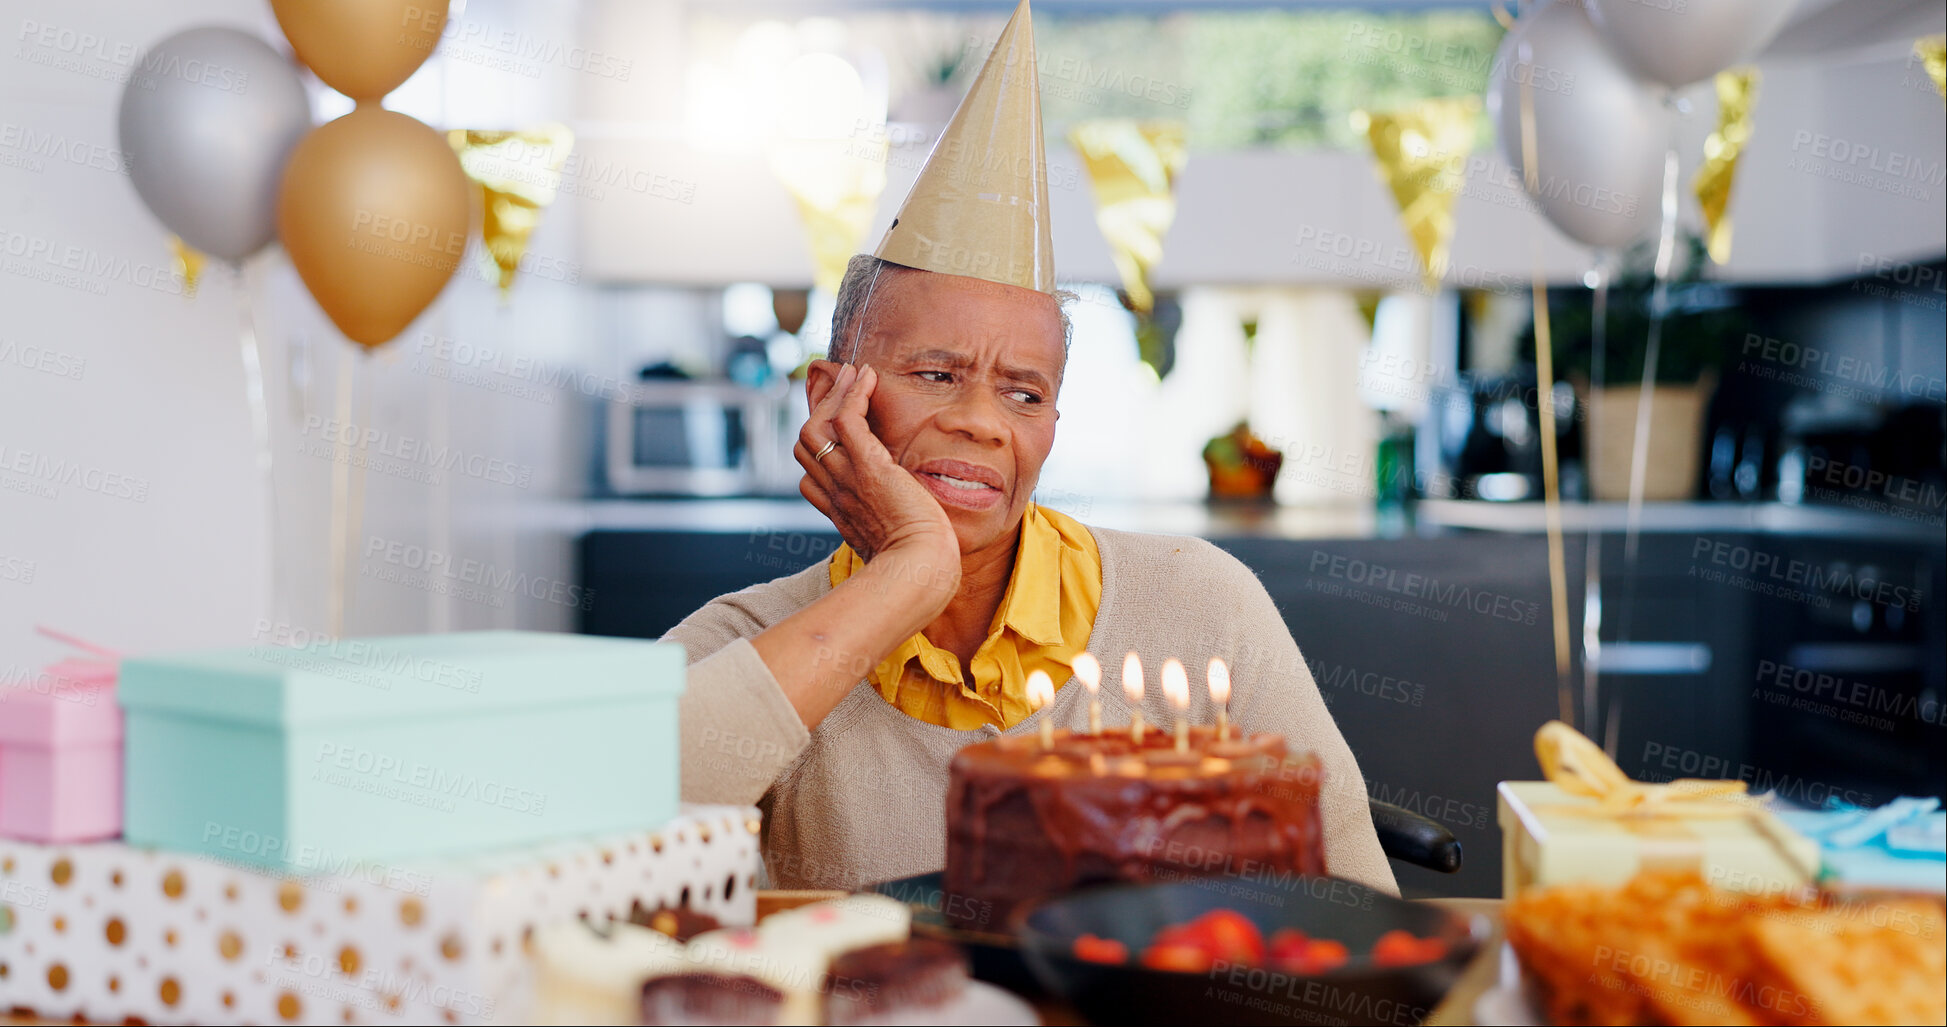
[813,439,838,463]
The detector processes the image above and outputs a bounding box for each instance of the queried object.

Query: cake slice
[756,892,913,960]
[639,927,827,1027]
[822,938,971,1026]
[530,920,688,1026]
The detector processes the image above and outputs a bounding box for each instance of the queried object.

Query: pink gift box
[0,672,123,842]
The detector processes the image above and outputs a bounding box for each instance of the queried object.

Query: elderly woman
[669,0,1393,897]
[669,255,1395,896]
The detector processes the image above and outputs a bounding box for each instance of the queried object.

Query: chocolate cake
[944,727,1326,929]
[639,973,788,1026]
[823,938,970,1025]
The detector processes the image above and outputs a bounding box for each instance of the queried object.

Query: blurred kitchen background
[4,0,1942,897]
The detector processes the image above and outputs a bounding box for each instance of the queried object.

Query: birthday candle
[1074,652,1102,735]
[1123,652,1145,744]
[1028,669,1056,750]
[1163,658,1190,754]
[1208,657,1231,740]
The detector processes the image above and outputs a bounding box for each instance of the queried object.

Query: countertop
[544,498,1943,543]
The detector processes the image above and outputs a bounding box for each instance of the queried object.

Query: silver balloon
[1487,0,1668,250]
[1587,0,1795,90]
[118,27,312,262]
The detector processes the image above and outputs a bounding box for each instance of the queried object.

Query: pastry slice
[640,927,827,1026]
[530,920,687,1025]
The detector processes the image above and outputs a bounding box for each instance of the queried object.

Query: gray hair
[826,253,1074,364]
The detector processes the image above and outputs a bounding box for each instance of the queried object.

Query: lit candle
[1073,652,1102,735]
[1028,669,1056,750]
[1208,657,1232,740]
[1163,659,1190,754]
[1123,652,1145,744]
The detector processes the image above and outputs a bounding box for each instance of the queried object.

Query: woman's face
[853,270,1066,560]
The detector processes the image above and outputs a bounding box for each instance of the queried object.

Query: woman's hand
[795,361,959,587]
[747,361,962,729]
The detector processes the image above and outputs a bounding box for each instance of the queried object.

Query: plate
[850,980,1038,1027]
[868,871,1044,995]
[1014,876,1486,1026]
[1474,940,1543,1025]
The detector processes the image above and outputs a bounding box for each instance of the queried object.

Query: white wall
[2,0,605,676]
[574,2,1945,289]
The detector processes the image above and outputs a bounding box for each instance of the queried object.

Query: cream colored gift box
[1497,781,1819,898]
[0,804,759,1025]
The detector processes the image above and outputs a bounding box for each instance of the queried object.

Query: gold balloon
[269,0,447,103]
[1694,68,1759,265]
[1069,119,1187,316]
[1353,97,1478,292]
[448,124,575,296]
[278,107,471,348]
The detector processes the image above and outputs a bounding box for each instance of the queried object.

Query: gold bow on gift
[1535,721,1753,818]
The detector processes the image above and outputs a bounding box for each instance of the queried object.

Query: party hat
[873,0,1054,293]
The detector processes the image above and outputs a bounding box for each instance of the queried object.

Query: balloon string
[1609,137,1682,758]
[232,263,280,627]
[429,322,452,633]
[1518,71,1574,725]
[328,354,354,637]
[1616,147,1680,617]
[1581,255,1611,739]
[345,353,373,629]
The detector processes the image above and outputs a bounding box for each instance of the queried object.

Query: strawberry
[1184,909,1266,965]
[1140,941,1215,973]
[1072,933,1129,965]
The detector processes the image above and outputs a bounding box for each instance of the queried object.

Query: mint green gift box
[118,631,683,871]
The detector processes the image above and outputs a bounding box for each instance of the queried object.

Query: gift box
[1497,722,1819,898]
[1777,797,1947,894]
[1498,780,1819,896]
[118,631,684,870]
[0,804,761,1025]
[0,635,123,843]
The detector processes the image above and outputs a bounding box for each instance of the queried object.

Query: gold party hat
[873,0,1054,293]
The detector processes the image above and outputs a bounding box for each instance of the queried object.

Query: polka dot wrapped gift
[0,805,761,1025]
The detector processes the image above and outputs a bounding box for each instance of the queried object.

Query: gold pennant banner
[1354,97,1477,292]
[1919,35,1946,99]
[1069,119,1188,316]
[1695,68,1759,265]
[170,236,204,298]
[770,136,889,295]
[446,124,575,296]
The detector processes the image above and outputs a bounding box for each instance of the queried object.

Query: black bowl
[1016,876,1484,1026]
[868,871,1045,996]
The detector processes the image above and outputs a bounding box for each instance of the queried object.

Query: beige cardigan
[668,525,1400,897]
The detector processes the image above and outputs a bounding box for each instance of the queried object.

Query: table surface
[5,895,1506,1027]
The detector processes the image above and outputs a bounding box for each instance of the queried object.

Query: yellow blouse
[827,503,1102,730]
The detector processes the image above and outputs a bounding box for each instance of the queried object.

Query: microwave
[605,380,795,496]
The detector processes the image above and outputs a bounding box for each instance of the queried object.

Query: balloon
[278,107,471,348]
[269,0,447,103]
[116,27,311,262]
[1487,1,1667,250]
[1586,0,1794,91]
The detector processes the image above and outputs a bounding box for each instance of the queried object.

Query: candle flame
[1122,651,1144,703]
[1026,668,1056,712]
[1208,658,1231,705]
[1162,658,1189,710]
[1073,652,1101,694]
